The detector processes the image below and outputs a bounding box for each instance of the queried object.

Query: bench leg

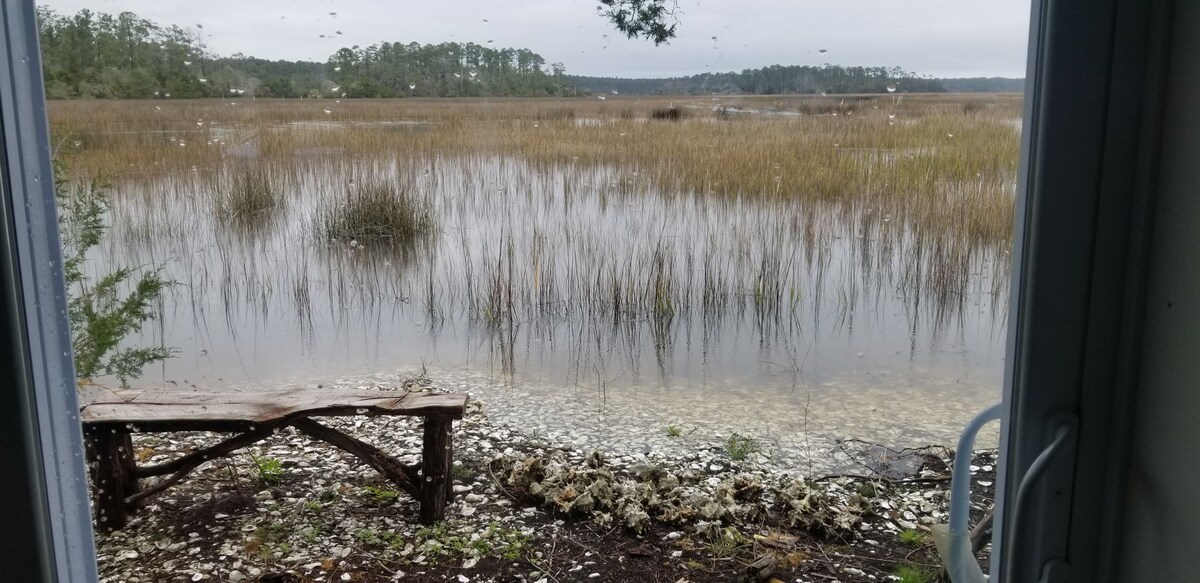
[420,417,453,524]
[84,427,139,530]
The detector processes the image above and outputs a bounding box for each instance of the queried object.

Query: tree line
[570,65,968,96]
[34,8,573,99]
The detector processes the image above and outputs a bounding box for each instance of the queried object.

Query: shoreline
[93,385,996,582]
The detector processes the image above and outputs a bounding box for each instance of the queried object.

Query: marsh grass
[318,179,435,245]
[52,94,1019,385]
[215,167,280,220]
[51,94,1020,250]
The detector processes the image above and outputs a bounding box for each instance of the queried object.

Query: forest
[35,7,573,99]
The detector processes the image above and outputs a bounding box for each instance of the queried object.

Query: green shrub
[56,167,174,384]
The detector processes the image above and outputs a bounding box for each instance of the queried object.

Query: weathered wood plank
[420,417,453,524]
[78,387,467,427]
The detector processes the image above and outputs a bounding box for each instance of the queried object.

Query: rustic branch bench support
[78,386,468,530]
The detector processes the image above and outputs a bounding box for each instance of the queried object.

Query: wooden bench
[77,385,468,530]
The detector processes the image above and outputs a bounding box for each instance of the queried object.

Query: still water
[97,152,1009,464]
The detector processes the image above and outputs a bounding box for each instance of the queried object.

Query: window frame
[0,0,1176,581]
[0,1,98,580]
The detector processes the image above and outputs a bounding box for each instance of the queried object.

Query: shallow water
[96,152,1009,462]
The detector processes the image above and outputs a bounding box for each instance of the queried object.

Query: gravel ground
[92,379,998,583]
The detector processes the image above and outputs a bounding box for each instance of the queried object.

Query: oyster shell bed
[93,380,998,583]
[202,367,1001,476]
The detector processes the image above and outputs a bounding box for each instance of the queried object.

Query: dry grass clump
[318,179,434,245]
[650,106,685,120]
[215,167,280,220]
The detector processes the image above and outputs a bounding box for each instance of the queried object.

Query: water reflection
[96,155,1008,399]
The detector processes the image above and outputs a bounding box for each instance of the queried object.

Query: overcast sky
[41,0,1031,78]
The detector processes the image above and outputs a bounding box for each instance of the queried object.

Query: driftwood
[78,386,467,530]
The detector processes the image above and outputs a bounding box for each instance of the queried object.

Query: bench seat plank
[79,386,467,427]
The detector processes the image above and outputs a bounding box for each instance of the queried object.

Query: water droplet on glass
[334,66,342,72]
[183,61,192,66]
[611,90,618,95]
[818,48,827,54]
[73,140,82,147]
[324,108,332,114]
[597,95,606,101]
[409,84,416,90]
[199,78,207,83]
[886,84,897,93]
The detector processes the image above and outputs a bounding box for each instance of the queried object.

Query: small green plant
[355,528,380,546]
[706,526,751,557]
[893,565,933,583]
[452,463,473,482]
[723,433,760,461]
[303,500,323,513]
[899,528,928,547]
[666,425,683,437]
[362,485,400,505]
[250,454,283,485]
[56,166,174,385]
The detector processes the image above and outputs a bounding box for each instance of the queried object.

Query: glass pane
[38,0,1028,580]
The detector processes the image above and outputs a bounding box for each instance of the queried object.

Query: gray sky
[42,0,1030,78]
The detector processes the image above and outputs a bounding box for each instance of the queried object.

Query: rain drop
[886,84,897,93]
[409,84,416,90]
[323,108,332,114]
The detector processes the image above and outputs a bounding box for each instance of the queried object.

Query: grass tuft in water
[319,179,435,245]
[216,167,280,220]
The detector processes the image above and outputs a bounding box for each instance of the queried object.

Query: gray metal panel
[995,0,1169,580]
[0,0,99,580]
